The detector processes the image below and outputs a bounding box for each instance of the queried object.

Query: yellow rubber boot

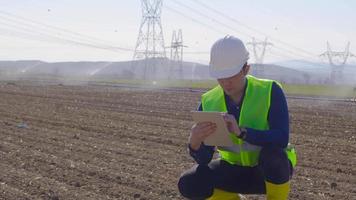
[207,188,242,200]
[265,181,290,200]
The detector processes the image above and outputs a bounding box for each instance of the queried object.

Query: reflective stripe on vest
[202,75,297,167]
[219,142,262,153]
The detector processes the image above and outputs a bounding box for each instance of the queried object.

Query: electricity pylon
[247,37,273,64]
[132,0,167,79]
[167,29,186,79]
[246,37,273,77]
[320,42,355,83]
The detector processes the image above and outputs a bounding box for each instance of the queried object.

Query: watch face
[242,132,247,139]
[239,128,247,139]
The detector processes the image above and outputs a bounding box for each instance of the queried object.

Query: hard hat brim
[209,58,248,79]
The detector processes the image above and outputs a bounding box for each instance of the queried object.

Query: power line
[0,20,128,53]
[164,5,226,35]
[170,0,253,39]
[0,10,134,52]
[188,0,318,59]
[165,1,317,62]
[0,10,131,50]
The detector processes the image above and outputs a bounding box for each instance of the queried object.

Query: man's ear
[243,64,250,75]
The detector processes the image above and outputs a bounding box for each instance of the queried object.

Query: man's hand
[189,122,217,151]
[223,113,241,137]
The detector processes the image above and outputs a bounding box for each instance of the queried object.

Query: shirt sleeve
[244,82,289,148]
[187,103,215,165]
[188,143,215,165]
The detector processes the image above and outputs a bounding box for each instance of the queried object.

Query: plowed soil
[0,83,355,200]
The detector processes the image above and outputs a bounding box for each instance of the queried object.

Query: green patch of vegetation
[111,79,355,98]
[93,78,218,89]
[6,74,354,98]
[102,79,355,98]
[282,84,356,98]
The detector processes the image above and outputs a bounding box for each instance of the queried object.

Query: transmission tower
[246,37,273,77]
[168,29,186,79]
[320,42,355,83]
[132,0,167,79]
[247,37,273,64]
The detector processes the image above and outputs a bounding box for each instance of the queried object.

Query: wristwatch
[238,127,247,140]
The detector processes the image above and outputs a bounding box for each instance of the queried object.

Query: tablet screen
[191,111,234,146]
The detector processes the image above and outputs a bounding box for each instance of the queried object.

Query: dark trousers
[178,147,293,199]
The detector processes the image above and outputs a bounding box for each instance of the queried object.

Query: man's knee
[259,147,291,184]
[178,172,198,198]
[259,147,288,168]
[178,165,214,199]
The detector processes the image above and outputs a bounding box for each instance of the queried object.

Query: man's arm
[243,82,289,148]
[188,143,215,165]
[188,104,215,165]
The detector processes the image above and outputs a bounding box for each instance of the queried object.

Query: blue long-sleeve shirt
[189,81,289,165]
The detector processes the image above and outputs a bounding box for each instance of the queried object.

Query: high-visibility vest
[201,75,297,167]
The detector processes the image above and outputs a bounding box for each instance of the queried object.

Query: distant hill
[273,59,356,74]
[272,59,356,84]
[0,59,355,85]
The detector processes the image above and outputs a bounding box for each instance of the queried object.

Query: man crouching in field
[178,35,297,200]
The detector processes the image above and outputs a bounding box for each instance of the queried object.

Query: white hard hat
[209,35,249,79]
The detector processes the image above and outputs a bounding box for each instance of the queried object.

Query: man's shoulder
[202,85,224,98]
[271,81,286,100]
[271,81,283,91]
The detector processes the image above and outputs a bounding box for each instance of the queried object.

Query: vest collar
[224,78,248,108]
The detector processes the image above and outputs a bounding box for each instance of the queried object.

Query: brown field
[0,83,355,200]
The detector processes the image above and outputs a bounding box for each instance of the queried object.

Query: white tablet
[191,111,234,146]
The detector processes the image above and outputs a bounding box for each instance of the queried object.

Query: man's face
[217,68,246,97]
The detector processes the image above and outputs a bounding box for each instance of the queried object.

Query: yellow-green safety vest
[201,75,297,167]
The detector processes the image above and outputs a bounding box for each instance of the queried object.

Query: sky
[0,0,355,64]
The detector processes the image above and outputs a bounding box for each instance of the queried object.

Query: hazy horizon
[0,0,355,65]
